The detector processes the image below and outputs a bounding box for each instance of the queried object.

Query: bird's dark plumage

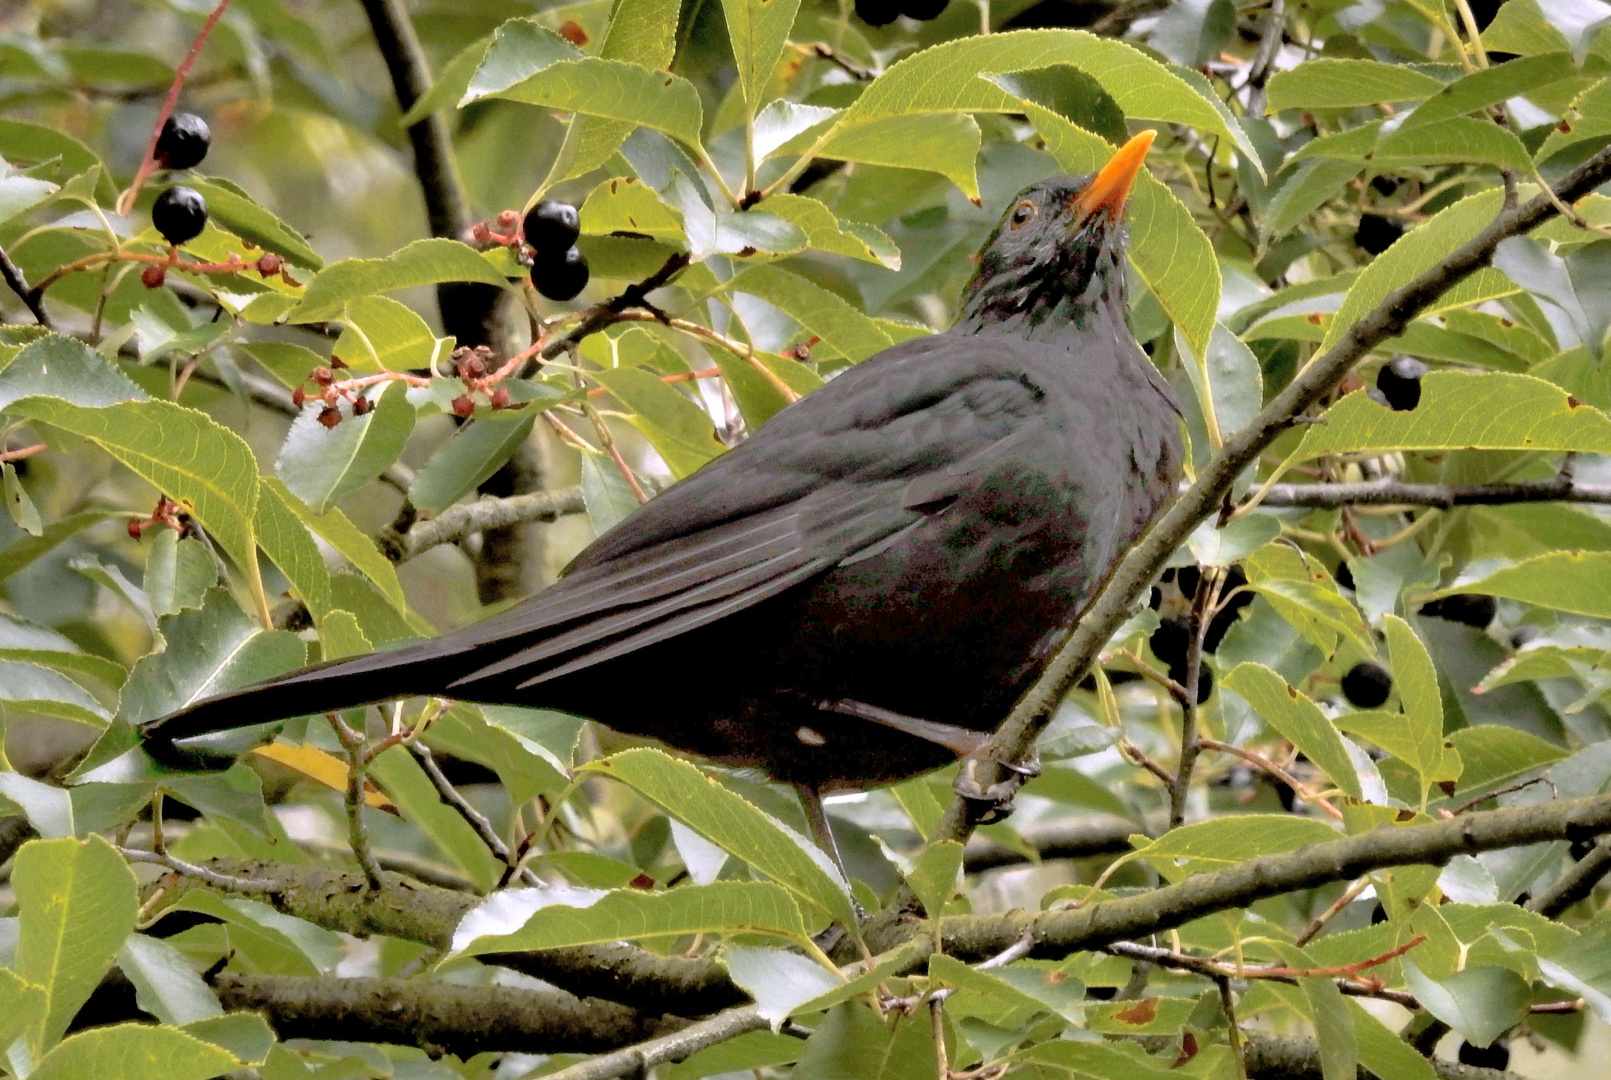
[141,133,1183,793]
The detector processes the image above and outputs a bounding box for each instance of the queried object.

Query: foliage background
[3,0,1611,1077]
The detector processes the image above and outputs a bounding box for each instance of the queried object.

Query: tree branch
[941,142,1611,847]
[213,972,685,1057]
[1259,476,1611,509]
[1528,839,1611,918]
[1243,1033,1520,1080]
[375,486,586,563]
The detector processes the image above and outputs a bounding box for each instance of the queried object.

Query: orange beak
[1073,129,1156,223]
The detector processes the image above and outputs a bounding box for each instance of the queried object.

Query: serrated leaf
[14,835,139,1048]
[453,880,808,957]
[581,175,687,242]
[31,1022,246,1080]
[3,460,40,536]
[142,532,217,619]
[822,30,1258,172]
[0,659,110,726]
[1126,815,1339,880]
[1401,960,1530,1048]
[722,0,802,109]
[290,239,511,323]
[1388,615,1453,807]
[184,177,323,270]
[755,101,839,161]
[409,411,538,516]
[760,194,900,269]
[367,744,502,892]
[906,840,963,919]
[1262,159,1365,242]
[723,945,844,1028]
[1266,59,1445,111]
[1223,663,1363,800]
[492,58,706,149]
[725,264,894,362]
[333,295,451,373]
[275,382,413,513]
[589,366,722,477]
[1296,372,1611,459]
[117,935,221,1026]
[1441,551,1611,619]
[817,113,983,200]
[582,748,857,926]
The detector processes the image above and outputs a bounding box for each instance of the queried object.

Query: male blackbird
[142,132,1181,835]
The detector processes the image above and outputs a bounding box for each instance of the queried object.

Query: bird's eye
[1009,201,1036,228]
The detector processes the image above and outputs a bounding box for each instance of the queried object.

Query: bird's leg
[953,747,1043,825]
[795,781,849,878]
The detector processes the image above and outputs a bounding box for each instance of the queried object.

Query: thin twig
[1293,875,1371,947]
[1529,839,1611,918]
[1169,569,1217,828]
[1218,976,1246,1080]
[1197,738,1344,821]
[1257,476,1611,509]
[0,244,50,329]
[331,713,385,890]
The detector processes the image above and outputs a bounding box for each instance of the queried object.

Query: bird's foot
[953,750,1042,825]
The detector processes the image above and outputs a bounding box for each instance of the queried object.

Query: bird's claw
[954,751,1041,825]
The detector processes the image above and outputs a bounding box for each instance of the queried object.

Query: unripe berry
[140,265,166,289]
[151,186,208,245]
[155,113,211,170]
[489,386,511,410]
[127,519,144,540]
[257,252,283,277]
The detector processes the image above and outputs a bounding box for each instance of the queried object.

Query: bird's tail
[138,640,456,766]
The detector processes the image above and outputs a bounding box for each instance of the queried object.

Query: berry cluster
[1147,565,1255,703]
[290,359,379,429]
[439,344,523,417]
[855,0,947,24]
[524,201,589,301]
[151,114,213,247]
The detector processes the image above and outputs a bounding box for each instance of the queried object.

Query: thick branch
[1243,1034,1520,1080]
[919,789,1611,962]
[963,815,1138,871]
[943,142,1611,845]
[377,486,586,563]
[1529,839,1611,918]
[214,972,684,1056]
[540,1004,769,1080]
[1260,476,1611,509]
[148,859,747,1015]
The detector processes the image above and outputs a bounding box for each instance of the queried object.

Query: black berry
[151,186,208,246]
[531,246,589,301]
[1150,617,1190,670]
[1341,661,1392,709]
[901,0,948,17]
[1354,213,1403,255]
[523,200,580,253]
[855,0,902,24]
[1420,593,1497,629]
[155,113,211,170]
[1369,176,1399,196]
[1334,561,1354,592]
[1457,1041,1509,1071]
[1376,357,1428,411]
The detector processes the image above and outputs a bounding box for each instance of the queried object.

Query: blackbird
[141,131,1182,843]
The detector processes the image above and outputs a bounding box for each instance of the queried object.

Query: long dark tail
[138,640,459,765]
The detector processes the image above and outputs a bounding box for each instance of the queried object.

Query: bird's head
[957,129,1155,338]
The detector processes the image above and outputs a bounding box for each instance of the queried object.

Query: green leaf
[1265,59,1445,111]
[184,177,324,270]
[117,935,222,1026]
[1126,815,1340,880]
[1440,550,1611,619]
[367,745,502,892]
[1222,664,1363,800]
[822,30,1258,171]
[1405,52,1576,128]
[0,610,124,689]
[580,451,643,534]
[1388,615,1452,807]
[816,113,983,200]
[589,367,723,477]
[0,119,115,201]
[759,194,901,269]
[492,58,706,149]
[580,175,687,242]
[0,512,117,584]
[1296,371,1611,459]
[905,840,963,919]
[453,880,808,957]
[30,1021,245,1080]
[721,0,802,109]
[666,1031,803,1080]
[1372,116,1534,173]
[725,264,895,362]
[1323,189,1503,353]
[118,588,306,726]
[290,239,511,323]
[14,835,139,1048]
[582,748,858,927]
[0,174,57,229]
[275,382,413,513]
[409,411,538,515]
[235,342,324,390]
[1349,999,1439,1080]
[1262,159,1365,243]
[263,478,405,613]
[0,337,263,590]
[461,18,583,101]
[1401,960,1530,1048]
[142,532,217,619]
[252,479,334,623]
[1245,543,1373,656]
[0,971,47,1057]
[332,295,451,373]
[0,658,113,727]
[1298,961,1357,1080]
[1016,103,1219,359]
[725,946,846,1029]
[3,459,40,536]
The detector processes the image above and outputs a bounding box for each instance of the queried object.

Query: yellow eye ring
[1009,200,1036,228]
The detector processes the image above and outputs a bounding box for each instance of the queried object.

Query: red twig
[0,444,46,464]
[116,0,237,216]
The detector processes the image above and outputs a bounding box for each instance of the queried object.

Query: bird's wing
[449,335,1053,688]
